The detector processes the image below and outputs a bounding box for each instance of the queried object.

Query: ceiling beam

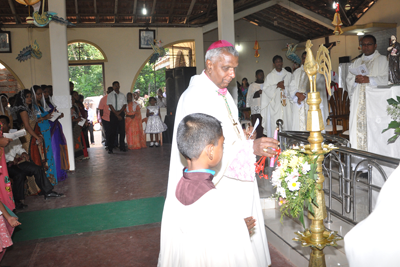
[150,0,157,23]
[338,3,351,26]
[94,0,99,23]
[203,0,278,33]
[277,0,334,30]
[251,13,312,37]
[132,0,138,22]
[114,0,119,23]
[249,15,306,41]
[75,0,80,23]
[167,0,176,23]
[184,0,197,24]
[7,0,21,24]
[1,22,202,28]
[267,6,329,36]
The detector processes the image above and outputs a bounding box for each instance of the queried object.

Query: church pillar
[217,0,238,103]
[48,0,75,170]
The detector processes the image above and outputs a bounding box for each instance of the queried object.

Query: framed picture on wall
[0,31,11,53]
[139,29,155,49]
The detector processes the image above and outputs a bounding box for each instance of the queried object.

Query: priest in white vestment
[246,69,265,138]
[346,35,388,150]
[344,163,400,267]
[158,40,279,267]
[261,55,293,137]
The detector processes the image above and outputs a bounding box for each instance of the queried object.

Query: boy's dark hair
[177,113,223,160]
[0,115,10,124]
[112,81,119,86]
[273,55,283,63]
[149,96,156,102]
[255,69,264,76]
[302,51,307,57]
[362,34,376,44]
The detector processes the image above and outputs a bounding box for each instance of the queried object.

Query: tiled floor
[2,132,296,266]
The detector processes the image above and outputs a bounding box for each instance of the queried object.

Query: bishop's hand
[253,137,279,157]
[244,216,256,235]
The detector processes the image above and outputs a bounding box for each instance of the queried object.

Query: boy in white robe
[162,113,257,267]
[246,69,265,138]
[261,55,293,137]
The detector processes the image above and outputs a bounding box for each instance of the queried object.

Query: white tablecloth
[366,85,400,159]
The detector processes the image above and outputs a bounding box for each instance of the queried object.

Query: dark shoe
[120,148,127,152]
[44,191,64,200]
[108,150,113,154]
[15,202,28,210]
[105,146,108,151]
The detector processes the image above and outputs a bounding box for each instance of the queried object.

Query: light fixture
[332,1,338,9]
[357,31,365,36]
[235,44,242,52]
[142,4,147,15]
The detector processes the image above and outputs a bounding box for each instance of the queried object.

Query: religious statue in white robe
[346,50,388,150]
[158,71,271,267]
[261,68,293,137]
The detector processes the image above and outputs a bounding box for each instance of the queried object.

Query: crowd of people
[97,82,167,152]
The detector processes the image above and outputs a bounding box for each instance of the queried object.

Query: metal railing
[278,131,400,225]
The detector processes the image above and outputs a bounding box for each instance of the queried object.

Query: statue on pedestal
[387,35,400,84]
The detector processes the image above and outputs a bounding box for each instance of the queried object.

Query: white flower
[285,169,299,183]
[271,170,282,187]
[292,145,299,149]
[302,162,311,174]
[289,156,299,169]
[328,143,336,149]
[277,186,286,198]
[288,181,301,191]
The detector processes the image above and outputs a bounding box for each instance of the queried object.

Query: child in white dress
[145,97,167,147]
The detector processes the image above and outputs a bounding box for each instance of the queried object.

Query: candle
[269,128,278,167]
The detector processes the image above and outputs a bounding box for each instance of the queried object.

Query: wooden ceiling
[0,0,378,41]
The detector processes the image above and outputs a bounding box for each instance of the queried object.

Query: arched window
[67,41,107,97]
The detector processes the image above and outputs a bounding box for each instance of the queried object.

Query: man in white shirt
[134,89,145,108]
[107,81,128,153]
[261,55,293,137]
[346,34,388,150]
[156,88,167,108]
[246,70,265,138]
[0,116,62,210]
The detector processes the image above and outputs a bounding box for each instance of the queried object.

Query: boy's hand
[244,216,256,235]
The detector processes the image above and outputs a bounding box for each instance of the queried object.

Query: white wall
[204,19,298,83]
[0,27,204,94]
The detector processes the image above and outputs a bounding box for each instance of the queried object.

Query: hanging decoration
[286,43,302,65]
[149,39,166,65]
[14,0,41,24]
[253,40,260,58]
[32,1,75,27]
[332,2,343,35]
[16,40,42,62]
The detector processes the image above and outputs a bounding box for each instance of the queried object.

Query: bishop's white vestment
[346,50,388,150]
[261,68,293,137]
[158,71,271,267]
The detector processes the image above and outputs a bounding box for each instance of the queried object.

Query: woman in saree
[71,91,89,160]
[13,90,48,192]
[31,86,58,185]
[125,92,146,150]
[43,86,69,181]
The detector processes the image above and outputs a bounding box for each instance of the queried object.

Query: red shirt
[98,95,110,122]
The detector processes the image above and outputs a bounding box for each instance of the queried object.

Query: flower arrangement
[382,96,400,144]
[270,148,320,228]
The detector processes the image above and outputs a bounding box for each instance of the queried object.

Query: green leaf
[299,210,305,229]
[395,128,400,134]
[382,127,390,133]
[397,95,400,103]
[312,197,319,208]
[388,121,400,129]
[387,98,399,105]
[308,202,315,217]
[388,134,400,144]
